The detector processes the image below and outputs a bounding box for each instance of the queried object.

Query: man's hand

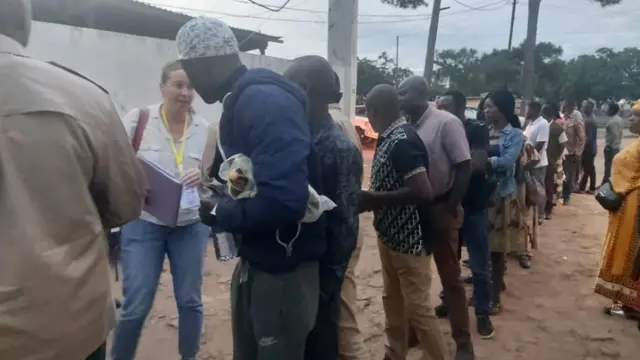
[199,199,217,227]
[181,168,201,188]
[358,190,377,213]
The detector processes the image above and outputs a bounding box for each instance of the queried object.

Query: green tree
[380,0,427,9]
[592,0,622,5]
[434,48,483,95]
[357,52,414,96]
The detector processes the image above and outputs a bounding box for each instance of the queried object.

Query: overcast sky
[144,0,640,72]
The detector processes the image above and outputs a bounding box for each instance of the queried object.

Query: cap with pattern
[176,16,239,59]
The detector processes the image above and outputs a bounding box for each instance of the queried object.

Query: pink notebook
[139,157,182,227]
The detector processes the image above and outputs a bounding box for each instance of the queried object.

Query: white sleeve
[538,121,550,143]
[121,108,141,142]
[559,131,568,144]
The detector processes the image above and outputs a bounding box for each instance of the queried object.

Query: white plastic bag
[302,186,337,223]
[219,154,257,199]
[219,154,336,222]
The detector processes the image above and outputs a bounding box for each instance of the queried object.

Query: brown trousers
[378,237,448,360]
[430,204,470,346]
[407,204,470,348]
[338,233,368,360]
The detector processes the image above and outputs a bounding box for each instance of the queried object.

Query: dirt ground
[117,137,639,360]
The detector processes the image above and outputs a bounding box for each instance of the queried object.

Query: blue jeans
[461,210,492,317]
[110,219,209,360]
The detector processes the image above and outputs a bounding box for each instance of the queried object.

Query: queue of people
[2,1,639,360]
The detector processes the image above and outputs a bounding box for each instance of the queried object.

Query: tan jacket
[0,35,146,359]
[329,103,362,151]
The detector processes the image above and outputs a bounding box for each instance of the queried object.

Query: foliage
[357,52,414,96]
[431,43,640,103]
[380,0,428,9]
[592,0,622,5]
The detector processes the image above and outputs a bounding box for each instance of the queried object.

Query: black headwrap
[488,89,521,129]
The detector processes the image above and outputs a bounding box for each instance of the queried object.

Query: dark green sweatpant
[231,259,319,360]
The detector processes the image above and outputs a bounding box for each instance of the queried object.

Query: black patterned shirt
[312,114,363,272]
[370,119,431,256]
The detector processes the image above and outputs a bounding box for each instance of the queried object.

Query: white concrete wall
[27,21,292,122]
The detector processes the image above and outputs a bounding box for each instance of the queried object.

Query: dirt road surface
[117,138,639,360]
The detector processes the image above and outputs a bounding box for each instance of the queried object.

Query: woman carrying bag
[595,100,640,331]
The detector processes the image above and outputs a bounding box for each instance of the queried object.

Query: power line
[230,0,432,18]
[244,0,293,12]
[451,0,509,11]
[146,2,435,24]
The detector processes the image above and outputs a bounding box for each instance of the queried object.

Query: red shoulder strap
[132,108,150,153]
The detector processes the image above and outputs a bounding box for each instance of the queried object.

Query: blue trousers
[460,210,492,317]
[439,209,491,317]
[110,219,209,360]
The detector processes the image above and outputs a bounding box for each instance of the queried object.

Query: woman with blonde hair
[111,60,211,360]
[596,100,640,330]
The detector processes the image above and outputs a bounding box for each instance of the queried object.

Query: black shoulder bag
[595,182,624,212]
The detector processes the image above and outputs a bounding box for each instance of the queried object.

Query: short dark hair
[608,102,620,115]
[443,90,466,111]
[542,102,557,118]
[366,84,401,121]
[161,60,183,84]
[528,101,542,115]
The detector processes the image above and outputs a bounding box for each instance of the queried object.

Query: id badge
[180,187,200,209]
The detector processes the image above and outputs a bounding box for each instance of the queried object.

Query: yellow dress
[594,138,640,310]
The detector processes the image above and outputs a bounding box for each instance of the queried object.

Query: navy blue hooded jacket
[214,68,327,273]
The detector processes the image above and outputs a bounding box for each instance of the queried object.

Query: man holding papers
[177,17,327,360]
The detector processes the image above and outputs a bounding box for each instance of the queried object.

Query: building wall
[27,21,292,122]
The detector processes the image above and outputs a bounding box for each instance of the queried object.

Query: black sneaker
[490,303,502,315]
[477,315,495,339]
[435,303,449,318]
[455,342,475,360]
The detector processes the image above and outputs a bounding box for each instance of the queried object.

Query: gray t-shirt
[605,115,624,150]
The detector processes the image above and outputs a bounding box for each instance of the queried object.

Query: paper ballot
[139,158,183,227]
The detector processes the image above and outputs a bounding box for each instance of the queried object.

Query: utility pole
[423,0,441,85]
[395,35,399,82]
[507,0,517,50]
[327,0,358,121]
[423,2,450,86]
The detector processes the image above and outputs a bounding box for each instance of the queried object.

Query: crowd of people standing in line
[1,1,639,360]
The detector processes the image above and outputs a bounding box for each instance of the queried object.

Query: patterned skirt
[488,192,526,253]
[554,159,565,200]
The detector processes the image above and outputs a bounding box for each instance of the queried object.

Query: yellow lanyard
[161,104,189,174]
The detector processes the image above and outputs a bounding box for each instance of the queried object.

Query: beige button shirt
[0,34,146,360]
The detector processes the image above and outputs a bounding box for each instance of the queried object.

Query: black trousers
[86,343,107,360]
[579,151,597,191]
[305,262,346,360]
